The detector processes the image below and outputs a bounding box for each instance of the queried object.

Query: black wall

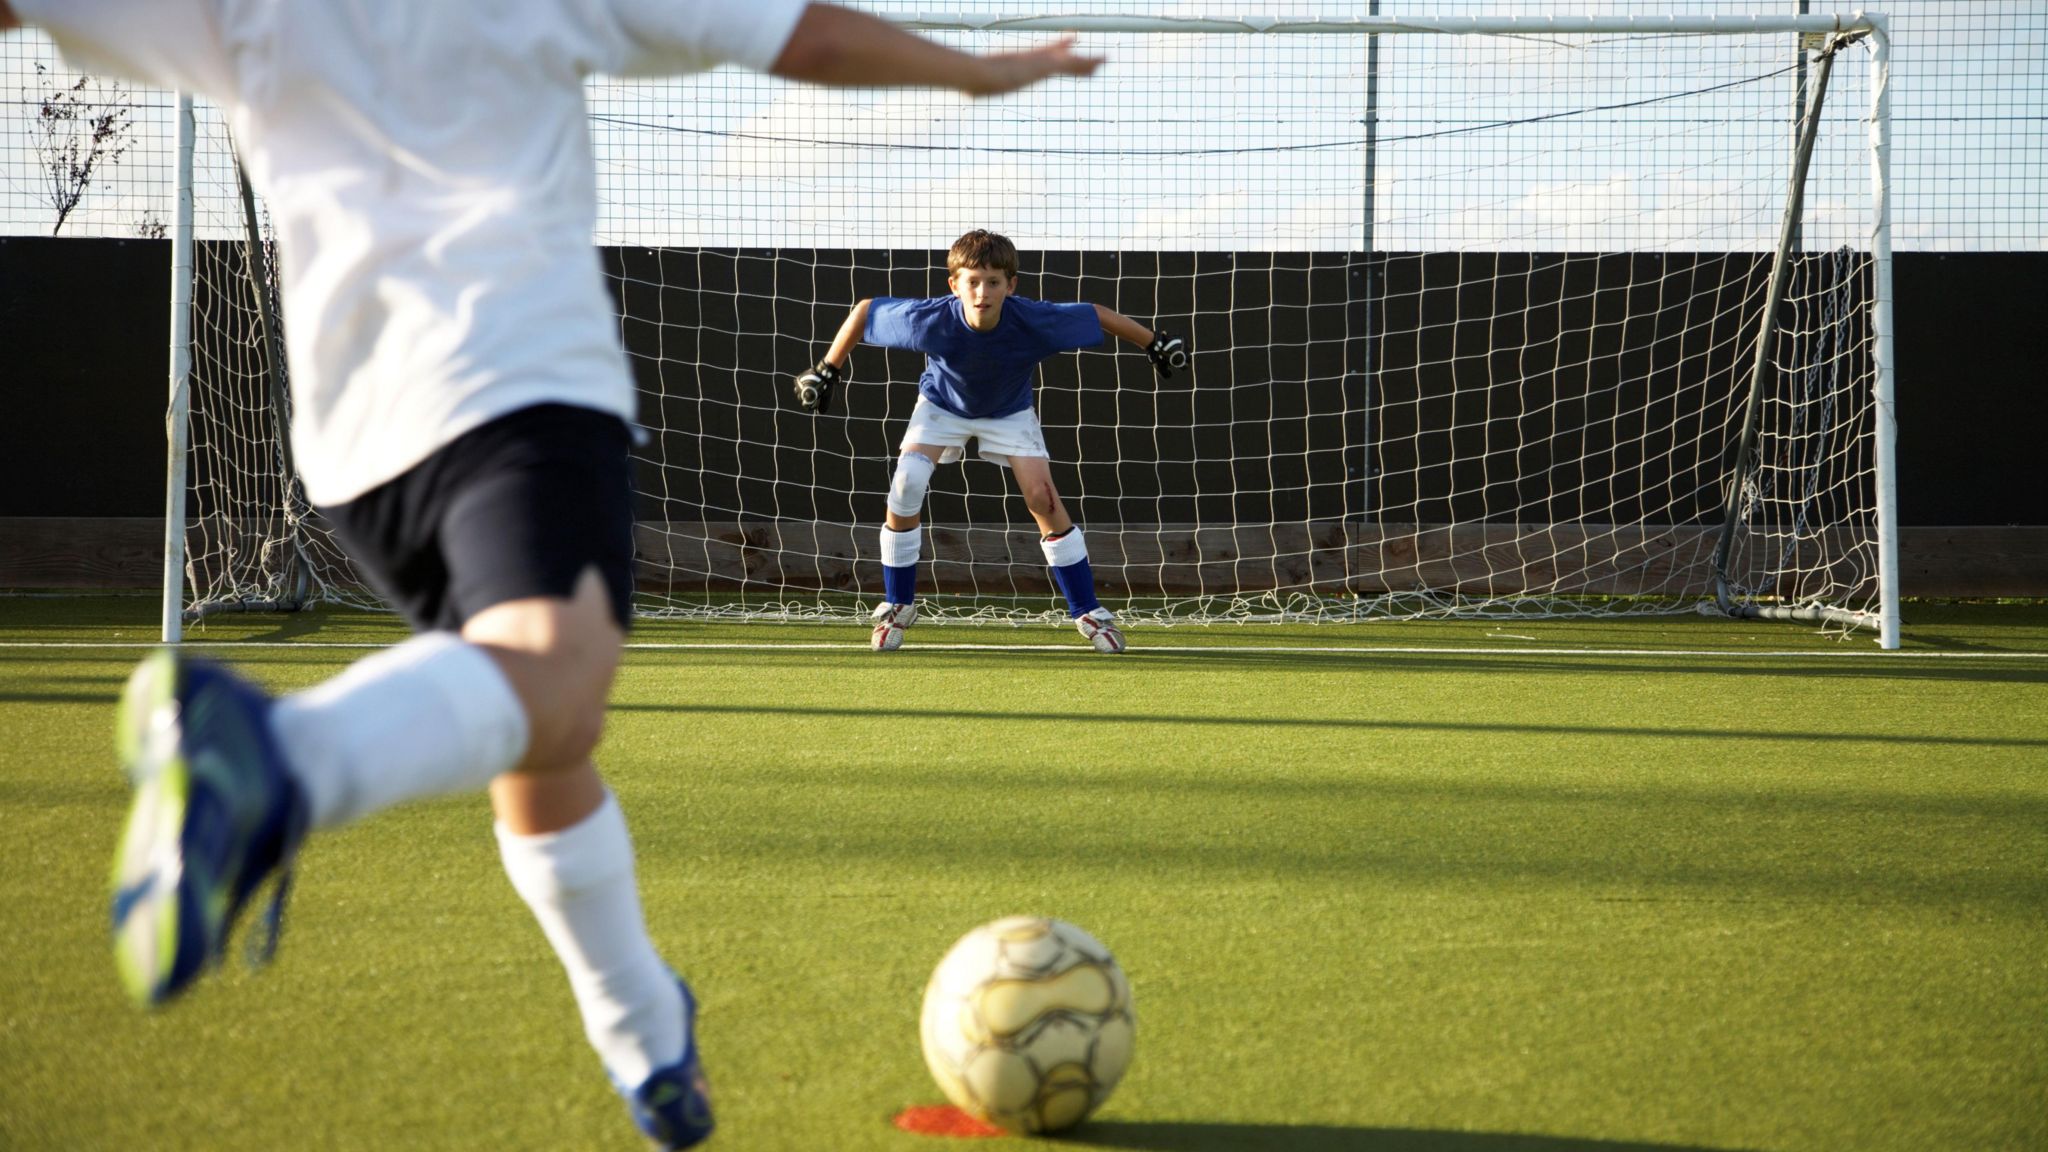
[3,236,2041,526]
[1892,252,2045,526]
[0,238,170,516]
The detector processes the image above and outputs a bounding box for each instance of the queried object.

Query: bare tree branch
[28,63,135,236]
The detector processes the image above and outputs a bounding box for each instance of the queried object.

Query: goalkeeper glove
[1146,331,1189,379]
[793,360,839,414]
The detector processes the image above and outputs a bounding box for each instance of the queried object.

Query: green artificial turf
[2,596,2044,1151]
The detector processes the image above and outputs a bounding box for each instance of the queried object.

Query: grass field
[3,595,2045,1151]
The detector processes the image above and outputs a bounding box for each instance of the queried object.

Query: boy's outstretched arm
[794,299,872,413]
[773,5,1101,96]
[822,299,872,370]
[1095,304,1190,380]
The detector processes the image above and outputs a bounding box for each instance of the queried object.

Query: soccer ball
[919,916,1135,1133]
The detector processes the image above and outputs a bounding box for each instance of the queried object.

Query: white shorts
[899,397,1049,469]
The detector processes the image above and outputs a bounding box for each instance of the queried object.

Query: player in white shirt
[0,2,1098,1147]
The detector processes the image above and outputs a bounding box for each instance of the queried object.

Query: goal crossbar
[888,14,1883,38]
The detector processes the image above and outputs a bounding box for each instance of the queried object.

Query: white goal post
[167,13,1899,646]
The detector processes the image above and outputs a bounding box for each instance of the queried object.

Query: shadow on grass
[609,699,2048,752]
[616,641,2048,688]
[237,610,365,642]
[1064,1122,1744,1152]
[0,648,378,670]
[6,632,2047,689]
[0,691,116,705]
[1124,647,2048,687]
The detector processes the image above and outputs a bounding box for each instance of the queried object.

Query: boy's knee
[497,641,613,773]
[889,451,936,518]
[486,640,615,773]
[462,573,622,773]
[528,699,609,772]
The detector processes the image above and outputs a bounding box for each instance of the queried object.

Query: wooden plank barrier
[3,518,2042,599]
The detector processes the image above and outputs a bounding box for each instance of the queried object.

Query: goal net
[179,104,378,623]
[176,14,1898,643]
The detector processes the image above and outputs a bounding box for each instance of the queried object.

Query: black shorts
[320,403,636,632]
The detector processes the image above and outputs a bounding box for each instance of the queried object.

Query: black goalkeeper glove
[793,360,839,414]
[1146,331,1189,379]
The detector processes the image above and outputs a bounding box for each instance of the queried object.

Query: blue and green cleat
[109,649,308,1007]
[619,979,715,1150]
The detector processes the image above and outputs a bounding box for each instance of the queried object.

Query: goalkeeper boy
[795,229,1188,653]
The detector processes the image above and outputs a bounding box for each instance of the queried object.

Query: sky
[0,1,2040,252]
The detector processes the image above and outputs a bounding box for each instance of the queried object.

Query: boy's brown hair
[947,229,1019,280]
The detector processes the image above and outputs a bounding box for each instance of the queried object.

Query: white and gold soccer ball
[919,916,1135,1134]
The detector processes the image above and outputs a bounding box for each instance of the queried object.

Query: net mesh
[184,107,376,620]
[589,23,1883,628]
[162,20,1885,632]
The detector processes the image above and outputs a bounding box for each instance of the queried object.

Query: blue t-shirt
[864,295,1104,420]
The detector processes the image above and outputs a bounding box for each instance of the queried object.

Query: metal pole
[889,14,1868,36]
[230,153,320,613]
[1868,20,1900,649]
[1711,37,1838,609]
[1790,0,1809,253]
[161,95,195,644]
[236,158,295,484]
[1360,0,1379,525]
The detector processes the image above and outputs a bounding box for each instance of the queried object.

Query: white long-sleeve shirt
[20,0,805,504]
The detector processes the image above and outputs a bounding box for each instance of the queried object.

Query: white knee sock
[270,632,530,831]
[496,793,685,1088]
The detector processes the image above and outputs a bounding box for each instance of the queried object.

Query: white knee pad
[888,451,936,518]
[880,524,923,568]
[1041,526,1088,567]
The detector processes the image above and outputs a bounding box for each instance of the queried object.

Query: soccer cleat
[109,649,308,1008]
[619,979,714,1150]
[870,601,918,652]
[1076,607,1125,654]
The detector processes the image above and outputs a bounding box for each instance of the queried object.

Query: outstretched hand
[969,37,1104,97]
[794,361,839,414]
[1147,332,1189,379]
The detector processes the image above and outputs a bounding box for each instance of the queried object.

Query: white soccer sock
[880,524,923,568]
[496,792,684,1088]
[270,631,530,831]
